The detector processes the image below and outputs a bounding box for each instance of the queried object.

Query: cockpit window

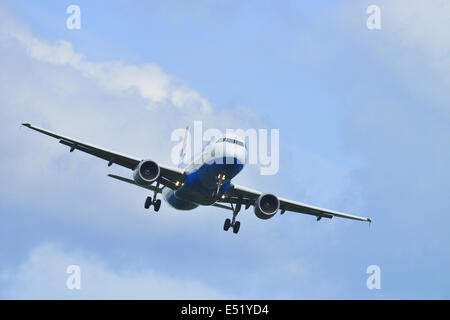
[216,137,245,147]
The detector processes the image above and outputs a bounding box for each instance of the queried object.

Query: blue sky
[1,0,450,298]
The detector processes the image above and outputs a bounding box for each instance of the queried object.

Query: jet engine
[133,160,160,186]
[254,193,279,220]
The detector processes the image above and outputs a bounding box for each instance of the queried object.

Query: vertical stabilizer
[178,125,190,168]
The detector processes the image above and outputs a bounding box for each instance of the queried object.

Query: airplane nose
[215,142,246,165]
[232,145,246,165]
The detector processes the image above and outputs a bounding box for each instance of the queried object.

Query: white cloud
[0,4,271,238]
[0,11,211,113]
[3,243,226,299]
[0,3,380,300]
[380,0,450,61]
[340,0,450,112]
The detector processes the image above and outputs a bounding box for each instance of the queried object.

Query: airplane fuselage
[163,135,246,210]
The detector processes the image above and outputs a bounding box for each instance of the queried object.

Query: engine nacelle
[254,193,279,220]
[133,160,160,186]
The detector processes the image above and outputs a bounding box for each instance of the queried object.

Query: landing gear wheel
[154,199,161,212]
[232,221,241,234]
[223,218,231,231]
[144,196,152,209]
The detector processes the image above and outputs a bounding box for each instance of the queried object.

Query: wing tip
[22,123,31,127]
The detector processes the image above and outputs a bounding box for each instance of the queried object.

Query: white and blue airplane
[22,123,371,234]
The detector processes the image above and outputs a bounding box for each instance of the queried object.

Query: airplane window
[217,138,245,146]
[216,137,244,146]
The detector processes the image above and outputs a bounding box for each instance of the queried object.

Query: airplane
[21,123,371,234]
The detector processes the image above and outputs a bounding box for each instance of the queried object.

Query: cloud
[0,7,310,300]
[7,1,450,299]
[381,0,450,111]
[0,9,211,113]
[339,0,450,113]
[2,243,226,299]
[326,1,450,297]
[381,0,450,61]
[0,2,268,236]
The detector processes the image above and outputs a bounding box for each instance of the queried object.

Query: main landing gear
[144,179,162,212]
[224,198,242,234]
[145,196,161,212]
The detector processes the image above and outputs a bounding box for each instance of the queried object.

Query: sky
[0,0,449,299]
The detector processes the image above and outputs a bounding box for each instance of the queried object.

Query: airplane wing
[219,184,371,223]
[21,123,185,187]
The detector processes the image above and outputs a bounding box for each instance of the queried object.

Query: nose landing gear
[215,173,227,196]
